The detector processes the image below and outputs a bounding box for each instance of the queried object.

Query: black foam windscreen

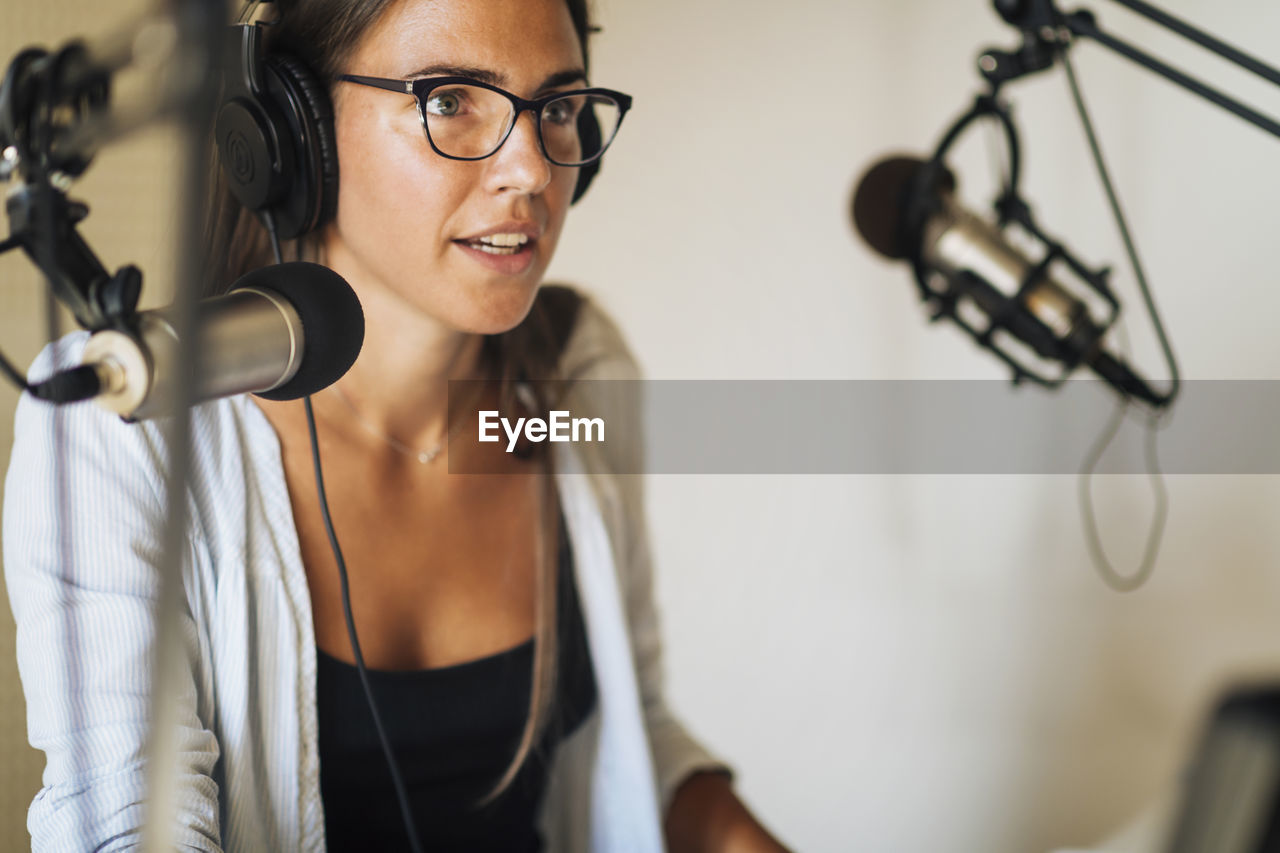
[851,155,928,260]
[852,154,961,263]
[238,262,364,400]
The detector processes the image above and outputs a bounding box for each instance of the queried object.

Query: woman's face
[324,0,585,335]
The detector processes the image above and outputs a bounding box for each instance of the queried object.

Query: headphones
[215,1,601,242]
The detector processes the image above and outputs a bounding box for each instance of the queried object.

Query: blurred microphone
[32,262,364,420]
[0,7,198,179]
[851,154,1162,406]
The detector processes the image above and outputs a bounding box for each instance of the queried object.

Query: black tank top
[316,518,596,852]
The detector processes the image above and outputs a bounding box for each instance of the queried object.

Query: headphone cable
[264,214,426,852]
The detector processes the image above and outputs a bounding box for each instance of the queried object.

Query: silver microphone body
[81,287,304,421]
[923,195,1090,343]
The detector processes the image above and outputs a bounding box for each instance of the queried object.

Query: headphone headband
[236,0,276,27]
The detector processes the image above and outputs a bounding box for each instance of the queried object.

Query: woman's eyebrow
[404,64,588,91]
[539,69,589,91]
[405,63,501,84]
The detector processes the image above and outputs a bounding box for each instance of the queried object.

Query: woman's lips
[452,238,538,275]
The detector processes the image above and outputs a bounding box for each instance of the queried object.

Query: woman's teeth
[463,233,530,255]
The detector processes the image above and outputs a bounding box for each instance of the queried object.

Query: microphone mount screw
[0,146,18,182]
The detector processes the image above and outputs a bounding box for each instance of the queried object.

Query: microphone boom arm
[983,0,1280,141]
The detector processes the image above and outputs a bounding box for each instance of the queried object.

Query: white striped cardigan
[4,294,726,852]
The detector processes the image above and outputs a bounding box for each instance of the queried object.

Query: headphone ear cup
[261,53,339,240]
[571,103,602,205]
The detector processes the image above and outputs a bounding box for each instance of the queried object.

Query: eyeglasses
[338,74,633,167]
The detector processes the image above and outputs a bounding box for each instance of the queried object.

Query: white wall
[545,1,1280,851]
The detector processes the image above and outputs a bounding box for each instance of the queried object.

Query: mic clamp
[904,95,1128,395]
[978,0,1073,91]
[0,42,110,182]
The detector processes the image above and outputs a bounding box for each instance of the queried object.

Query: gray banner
[446,380,1280,474]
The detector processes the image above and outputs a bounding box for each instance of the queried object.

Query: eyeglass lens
[420,84,622,165]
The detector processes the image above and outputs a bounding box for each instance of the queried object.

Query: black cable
[262,210,425,852]
[1058,37,1176,591]
[5,340,102,404]
[1078,397,1169,592]
[1060,38,1180,406]
[262,209,283,266]
[303,396,426,853]
[0,348,35,392]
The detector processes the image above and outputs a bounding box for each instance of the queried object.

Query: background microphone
[851,154,1163,407]
[0,6,200,181]
[33,262,364,420]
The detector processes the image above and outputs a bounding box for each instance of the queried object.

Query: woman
[5,0,790,850]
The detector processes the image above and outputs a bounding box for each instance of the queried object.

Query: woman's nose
[486,109,553,196]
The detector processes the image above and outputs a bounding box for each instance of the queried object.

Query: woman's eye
[543,98,578,126]
[425,90,464,117]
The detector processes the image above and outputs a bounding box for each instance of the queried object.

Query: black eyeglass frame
[338,74,633,166]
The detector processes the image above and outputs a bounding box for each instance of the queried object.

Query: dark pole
[139,0,221,849]
[1066,9,1280,140]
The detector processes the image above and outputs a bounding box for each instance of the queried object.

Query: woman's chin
[445,281,545,336]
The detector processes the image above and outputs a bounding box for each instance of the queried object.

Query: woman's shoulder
[12,333,165,474]
[10,333,271,487]
[538,283,643,382]
[7,335,285,591]
[535,285,647,481]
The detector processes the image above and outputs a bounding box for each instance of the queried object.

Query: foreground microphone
[56,262,363,420]
[851,155,1164,407]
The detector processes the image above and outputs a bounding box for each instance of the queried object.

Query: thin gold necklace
[328,383,462,464]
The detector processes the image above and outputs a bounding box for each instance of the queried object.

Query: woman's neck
[333,301,489,449]
[310,235,500,447]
